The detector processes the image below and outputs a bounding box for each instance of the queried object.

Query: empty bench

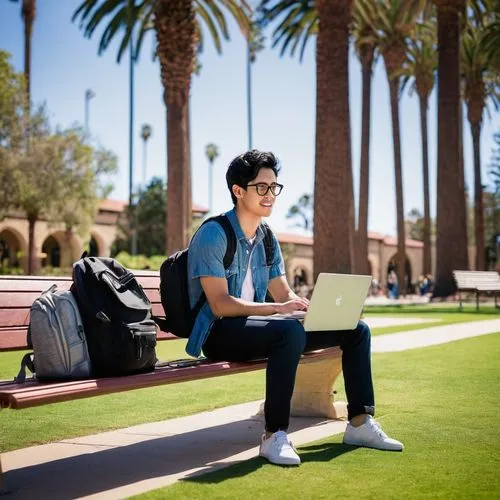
[453,270,500,311]
[0,272,344,490]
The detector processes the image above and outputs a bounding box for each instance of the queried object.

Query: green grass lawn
[363,304,498,336]
[134,333,500,500]
[0,306,498,454]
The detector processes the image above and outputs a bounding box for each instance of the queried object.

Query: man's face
[234,167,282,217]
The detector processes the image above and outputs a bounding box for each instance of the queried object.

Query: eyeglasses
[246,183,284,197]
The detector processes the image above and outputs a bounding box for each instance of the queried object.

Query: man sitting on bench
[186,150,403,466]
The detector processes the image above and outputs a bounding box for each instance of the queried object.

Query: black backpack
[158,215,275,338]
[71,255,157,377]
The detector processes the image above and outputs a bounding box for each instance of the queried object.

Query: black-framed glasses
[246,183,284,196]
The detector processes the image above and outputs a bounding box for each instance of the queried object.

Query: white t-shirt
[240,236,256,302]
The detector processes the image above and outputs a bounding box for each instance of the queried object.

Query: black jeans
[202,317,375,432]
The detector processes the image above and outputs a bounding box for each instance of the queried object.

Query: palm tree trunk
[27,215,36,275]
[388,77,406,295]
[434,0,468,297]
[166,101,190,254]
[471,121,485,270]
[154,0,196,255]
[356,56,374,276]
[419,94,431,275]
[313,0,354,280]
[22,0,35,112]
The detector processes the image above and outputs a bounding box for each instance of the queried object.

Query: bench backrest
[453,270,500,289]
[0,271,172,351]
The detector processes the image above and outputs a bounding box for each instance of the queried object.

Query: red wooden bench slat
[0,309,30,327]
[0,349,338,410]
[0,292,54,307]
[0,280,72,292]
[0,325,175,351]
[0,328,28,350]
[0,287,160,305]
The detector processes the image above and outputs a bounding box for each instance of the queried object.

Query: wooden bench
[453,270,500,311]
[0,272,344,491]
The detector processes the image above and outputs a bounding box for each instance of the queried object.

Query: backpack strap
[261,222,275,267]
[15,352,35,383]
[210,214,237,269]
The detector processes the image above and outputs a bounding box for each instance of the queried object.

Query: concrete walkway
[2,318,500,499]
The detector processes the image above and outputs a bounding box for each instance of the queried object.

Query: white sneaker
[343,416,404,451]
[259,430,301,465]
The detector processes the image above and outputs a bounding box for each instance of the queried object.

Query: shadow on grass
[181,443,357,485]
[3,413,349,498]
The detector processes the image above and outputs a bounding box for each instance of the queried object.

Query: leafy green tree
[286,193,313,231]
[0,51,118,274]
[0,50,26,149]
[10,118,115,273]
[134,177,167,256]
[55,136,118,264]
[406,207,436,241]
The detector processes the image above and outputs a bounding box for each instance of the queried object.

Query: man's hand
[274,297,310,314]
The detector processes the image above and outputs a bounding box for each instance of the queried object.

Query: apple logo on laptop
[335,295,342,306]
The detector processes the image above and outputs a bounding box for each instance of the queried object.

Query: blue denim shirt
[185,208,285,357]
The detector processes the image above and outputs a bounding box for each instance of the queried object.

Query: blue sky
[0,0,498,237]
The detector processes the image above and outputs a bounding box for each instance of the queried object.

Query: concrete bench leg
[290,351,347,419]
[257,350,347,421]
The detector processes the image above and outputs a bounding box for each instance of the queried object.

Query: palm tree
[461,14,499,270]
[433,0,468,297]
[286,193,313,230]
[399,12,437,276]
[352,0,378,275]
[367,0,426,294]
[10,0,36,112]
[205,143,219,215]
[313,0,355,277]
[73,0,250,255]
[140,123,152,185]
[258,0,355,277]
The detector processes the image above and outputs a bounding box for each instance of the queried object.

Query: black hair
[225,149,281,205]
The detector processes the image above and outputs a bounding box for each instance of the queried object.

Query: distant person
[186,150,403,466]
[387,270,399,299]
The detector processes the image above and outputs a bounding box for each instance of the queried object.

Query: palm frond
[197,1,225,54]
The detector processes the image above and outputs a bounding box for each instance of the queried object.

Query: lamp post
[84,89,95,137]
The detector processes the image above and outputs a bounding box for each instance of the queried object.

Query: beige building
[0,200,208,272]
[1,200,451,290]
[278,231,427,292]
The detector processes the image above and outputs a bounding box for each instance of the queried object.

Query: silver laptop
[270,273,372,332]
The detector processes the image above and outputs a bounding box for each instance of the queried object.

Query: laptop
[268,273,372,332]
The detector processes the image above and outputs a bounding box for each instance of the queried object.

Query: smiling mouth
[261,203,273,208]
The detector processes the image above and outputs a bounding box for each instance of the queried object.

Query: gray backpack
[16,285,92,382]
